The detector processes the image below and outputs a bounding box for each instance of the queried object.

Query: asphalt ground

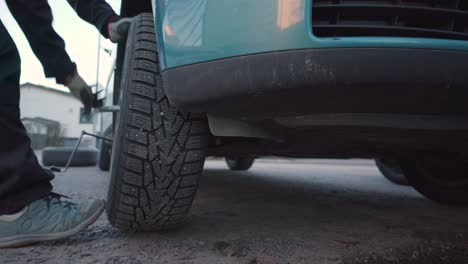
[2,159,468,264]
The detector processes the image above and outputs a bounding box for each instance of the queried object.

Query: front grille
[312,0,468,40]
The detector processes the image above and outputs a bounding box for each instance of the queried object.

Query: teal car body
[153,0,468,70]
[114,1,468,204]
[112,0,468,139]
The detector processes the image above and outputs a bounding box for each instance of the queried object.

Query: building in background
[22,117,61,149]
[20,83,96,148]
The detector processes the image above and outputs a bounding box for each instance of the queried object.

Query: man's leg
[0,20,54,215]
[0,21,105,248]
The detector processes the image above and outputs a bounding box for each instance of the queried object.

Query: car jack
[50,131,113,173]
[49,100,121,172]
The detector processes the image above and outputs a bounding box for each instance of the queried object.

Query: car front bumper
[162,48,468,120]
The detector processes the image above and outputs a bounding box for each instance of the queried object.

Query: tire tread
[107,14,209,231]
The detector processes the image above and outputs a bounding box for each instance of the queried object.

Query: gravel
[2,159,468,264]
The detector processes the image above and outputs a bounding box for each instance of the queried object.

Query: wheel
[98,126,113,171]
[42,147,98,167]
[375,159,408,185]
[400,155,468,206]
[107,14,209,231]
[226,158,255,171]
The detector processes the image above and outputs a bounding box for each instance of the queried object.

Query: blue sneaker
[0,193,105,248]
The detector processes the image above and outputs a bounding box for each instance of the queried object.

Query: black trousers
[0,20,54,215]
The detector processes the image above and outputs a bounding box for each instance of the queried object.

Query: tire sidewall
[400,160,468,206]
[106,15,136,223]
[226,158,255,171]
[375,159,408,185]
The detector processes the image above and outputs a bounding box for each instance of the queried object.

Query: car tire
[42,147,98,167]
[226,158,255,171]
[400,156,468,206]
[375,159,409,185]
[107,14,209,232]
[98,126,113,171]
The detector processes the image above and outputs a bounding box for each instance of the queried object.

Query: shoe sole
[0,200,106,249]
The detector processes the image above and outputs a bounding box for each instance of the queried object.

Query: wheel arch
[120,0,152,17]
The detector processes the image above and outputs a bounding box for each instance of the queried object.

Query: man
[0,0,131,248]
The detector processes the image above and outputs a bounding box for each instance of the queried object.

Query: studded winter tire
[107,14,209,231]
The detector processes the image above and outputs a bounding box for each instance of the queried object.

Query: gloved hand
[64,72,93,115]
[108,18,132,43]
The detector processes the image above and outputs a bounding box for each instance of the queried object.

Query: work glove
[65,72,93,115]
[108,18,132,43]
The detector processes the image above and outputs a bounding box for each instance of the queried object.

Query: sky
[0,0,121,91]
